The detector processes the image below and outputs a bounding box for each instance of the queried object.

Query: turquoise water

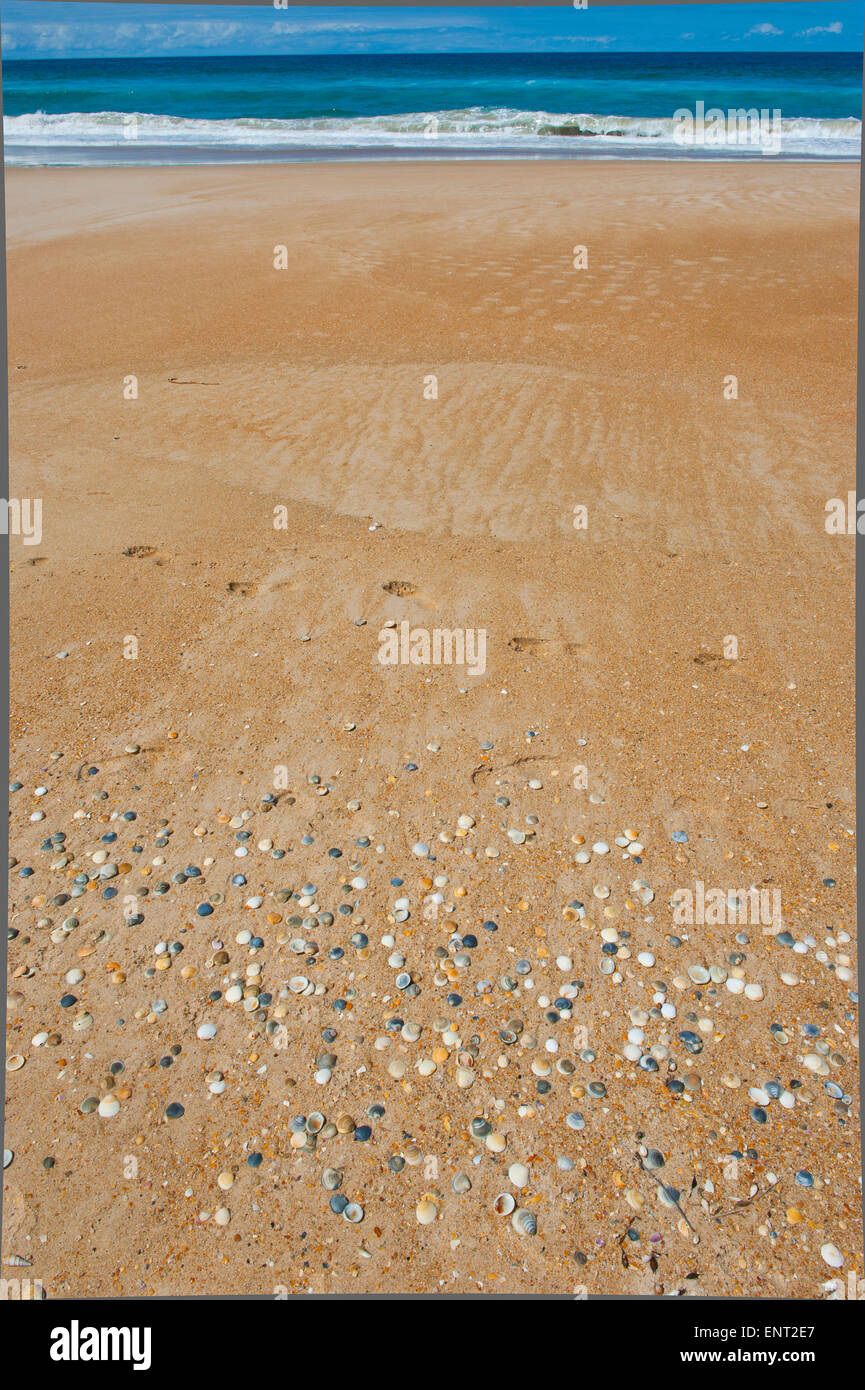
[3,52,861,162]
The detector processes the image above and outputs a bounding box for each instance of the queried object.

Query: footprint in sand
[227,581,258,597]
[508,636,585,657]
[122,545,169,565]
[382,580,418,598]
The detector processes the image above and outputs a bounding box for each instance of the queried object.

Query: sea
[2,51,861,164]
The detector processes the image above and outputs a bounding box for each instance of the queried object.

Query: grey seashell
[306,1111,325,1134]
[511,1209,537,1236]
[321,1167,343,1191]
[452,1173,471,1194]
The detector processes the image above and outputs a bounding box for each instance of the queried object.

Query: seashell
[452,1173,471,1194]
[6,1055,25,1071]
[416,1197,438,1225]
[508,1162,530,1188]
[321,1167,343,1191]
[343,1202,364,1223]
[511,1209,537,1236]
[3,1254,32,1267]
[493,1192,516,1215]
[821,1243,844,1269]
[306,1111,325,1134]
[687,965,710,984]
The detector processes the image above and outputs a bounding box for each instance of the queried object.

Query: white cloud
[3,19,245,54]
[796,23,843,37]
[746,23,783,37]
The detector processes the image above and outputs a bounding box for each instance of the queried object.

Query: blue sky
[1,3,862,57]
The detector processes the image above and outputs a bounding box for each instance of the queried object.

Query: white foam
[4,108,861,160]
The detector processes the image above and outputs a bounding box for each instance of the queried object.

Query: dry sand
[4,161,859,1297]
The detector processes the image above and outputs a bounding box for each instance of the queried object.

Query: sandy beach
[4,160,859,1298]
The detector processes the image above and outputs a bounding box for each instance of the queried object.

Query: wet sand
[4,161,859,1297]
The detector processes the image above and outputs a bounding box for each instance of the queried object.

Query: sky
[0,2,862,58]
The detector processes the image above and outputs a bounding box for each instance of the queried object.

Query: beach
[4,159,859,1297]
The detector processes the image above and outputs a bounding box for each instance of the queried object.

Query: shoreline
[5,146,860,166]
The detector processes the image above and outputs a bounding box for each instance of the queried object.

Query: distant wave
[4,108,861,159]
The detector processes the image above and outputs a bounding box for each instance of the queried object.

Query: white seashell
[508,1162,530,1188]
[416,1197,438,1225]
[592,841,610,855]
[821,1243,844,1269]
[197,1023,217,1040]
[804,1053,829,1075]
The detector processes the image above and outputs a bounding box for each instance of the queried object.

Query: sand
[4,161,859,1298]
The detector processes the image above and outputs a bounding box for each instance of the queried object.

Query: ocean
[2,51,861,164]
